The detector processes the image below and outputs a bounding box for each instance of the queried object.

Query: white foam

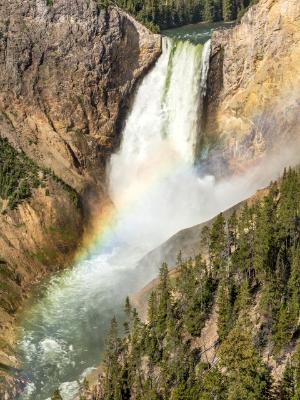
[59,381,80,400]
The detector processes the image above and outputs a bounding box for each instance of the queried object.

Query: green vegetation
[0,138,79,210]
[31,247,58,265]
[0,138,41,209]
[272,344,300,399]
[99,0,259,31]
[98,167,300,399]
[48,225,78,243]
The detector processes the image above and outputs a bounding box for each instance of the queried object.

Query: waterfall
[200,39,211,97]
[194,39,211,160]
[16,23,300,400]
[110,37,208,175]
[109,37,212,248]
[160,37,206,161]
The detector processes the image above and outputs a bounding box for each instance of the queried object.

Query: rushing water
[163,21,234,44]
[109,37,212,247]
[17,27,216,400]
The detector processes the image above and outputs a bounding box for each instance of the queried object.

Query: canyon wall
[0,1,160,395]
[205,0,300,175]
[0,0,160,197]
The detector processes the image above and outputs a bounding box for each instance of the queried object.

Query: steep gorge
[0,1,160,395]
[1,0,300,398]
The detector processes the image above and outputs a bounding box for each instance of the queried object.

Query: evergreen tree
[157,262,171,335]
[99,0,258,31]
[209,213,227,273]
[217,276,237,340]
[223,0,235,21]
[203,0,215,21]
[280,345,300,400]
[103,317,123,400]
[219,322,272,399]
[199,365,228,399]
[228,210,238,255]
[280,358,296,399]
[124,296,132,334]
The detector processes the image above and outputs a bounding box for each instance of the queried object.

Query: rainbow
[74,143,191,263]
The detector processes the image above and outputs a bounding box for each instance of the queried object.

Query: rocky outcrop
[0,1,161,396]
[204,0,300,175]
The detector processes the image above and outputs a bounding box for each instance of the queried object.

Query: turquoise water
[163,21,234,44]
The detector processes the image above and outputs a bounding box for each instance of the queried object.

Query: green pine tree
[219,322,272,399]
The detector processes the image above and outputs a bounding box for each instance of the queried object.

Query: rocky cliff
[204,0,300,175]
[0,0,160,198]
[0,1,160,396]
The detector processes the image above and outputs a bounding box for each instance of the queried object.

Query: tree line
[99,0,259,31]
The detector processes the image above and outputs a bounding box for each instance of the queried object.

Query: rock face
[204,0,300,175]
[0,0,161,197]
[0,1,161,396]
[0,179,82,398]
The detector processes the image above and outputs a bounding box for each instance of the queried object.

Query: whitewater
[16,28,295,400]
